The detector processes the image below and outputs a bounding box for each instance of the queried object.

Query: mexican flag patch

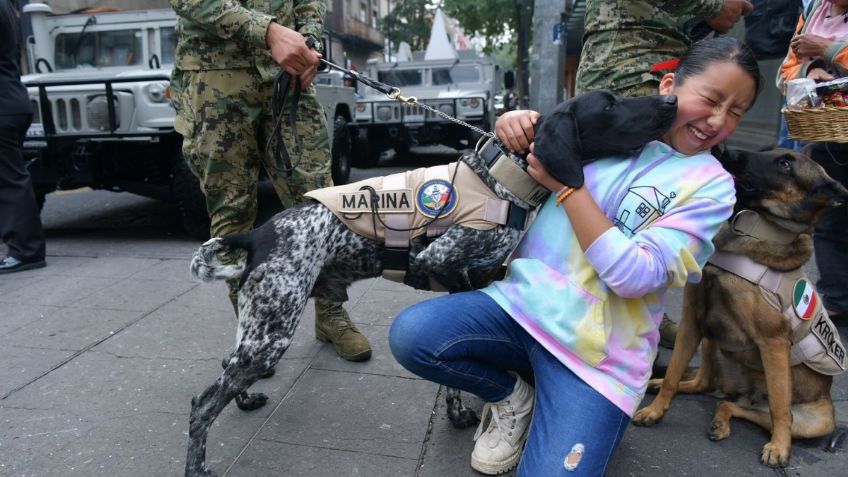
[793,279,817,320]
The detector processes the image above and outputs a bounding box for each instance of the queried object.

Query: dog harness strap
[708,251,782,294]
[710,251,848,375]
[382,172,410,249]
[731,210,799,245]
[382,172,411,281]
[426,217,453,238]
[485,150,550,207]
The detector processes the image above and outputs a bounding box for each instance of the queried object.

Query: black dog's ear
[711,143,727,161]
[533,102,584,188]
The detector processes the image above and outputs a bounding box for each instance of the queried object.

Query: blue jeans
[389,291,629,476]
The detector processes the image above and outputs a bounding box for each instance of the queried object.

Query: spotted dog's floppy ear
[532,101,584,188]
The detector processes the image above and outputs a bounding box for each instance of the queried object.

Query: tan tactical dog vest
[306,161,521,239]
[707,211,848,375]
[305,162,528,285]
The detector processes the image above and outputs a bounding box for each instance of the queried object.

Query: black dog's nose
[663,95,677,106]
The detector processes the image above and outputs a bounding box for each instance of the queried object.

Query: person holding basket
[778,0,848,324]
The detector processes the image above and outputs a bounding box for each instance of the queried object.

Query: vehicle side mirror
[503,70,515,90]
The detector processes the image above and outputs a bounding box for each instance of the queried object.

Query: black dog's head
[533,89,678,187]
[716,147,848,231]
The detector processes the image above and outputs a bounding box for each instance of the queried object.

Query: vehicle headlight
[458,97,485,117]
[87,95,120,131]
[376,105,393,122]
[145,82,169,103]
[438,104,454,116]
[355,103,372,122]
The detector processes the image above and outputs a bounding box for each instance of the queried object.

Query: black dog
[184,90,677,477]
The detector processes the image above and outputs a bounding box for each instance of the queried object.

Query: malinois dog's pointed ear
[822,176,848,208]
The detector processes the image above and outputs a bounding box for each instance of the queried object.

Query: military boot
[314,298,372,362]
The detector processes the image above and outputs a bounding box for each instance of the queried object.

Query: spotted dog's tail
[190,237,246,282]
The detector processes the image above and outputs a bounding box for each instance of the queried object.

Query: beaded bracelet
[555,186,576,205]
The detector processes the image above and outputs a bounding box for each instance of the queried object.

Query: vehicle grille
[30,92,127,133]
[402,103,425,121]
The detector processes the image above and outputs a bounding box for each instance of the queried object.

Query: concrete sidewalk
[1,197,847,476]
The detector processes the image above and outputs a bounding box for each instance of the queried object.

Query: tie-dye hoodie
[483,140,735,416]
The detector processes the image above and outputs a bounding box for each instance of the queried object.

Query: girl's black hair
[675,36,763,105]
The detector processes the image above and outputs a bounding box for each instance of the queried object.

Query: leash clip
[387,88,417,104]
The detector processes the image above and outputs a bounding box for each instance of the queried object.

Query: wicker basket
[783,107,848,143]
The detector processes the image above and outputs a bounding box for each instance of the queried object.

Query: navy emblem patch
[416,179,458,217]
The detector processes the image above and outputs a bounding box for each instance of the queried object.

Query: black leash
[267,70,301,176]
[267,41,499,177]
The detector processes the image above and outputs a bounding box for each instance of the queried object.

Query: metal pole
[529,0,569,115]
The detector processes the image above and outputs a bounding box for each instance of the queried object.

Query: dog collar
[730,210,800,245]
[477,138,550,208]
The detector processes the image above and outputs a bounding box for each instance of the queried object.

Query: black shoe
[0,255,46,274]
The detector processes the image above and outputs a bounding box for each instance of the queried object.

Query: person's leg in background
[180,69,265,316]
[0,112,46,274]
[259,79,371,361]
[808,142,848,324]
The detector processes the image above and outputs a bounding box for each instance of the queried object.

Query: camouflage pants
[171,68,332,309]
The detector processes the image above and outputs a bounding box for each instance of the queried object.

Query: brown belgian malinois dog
[632,147,848,467]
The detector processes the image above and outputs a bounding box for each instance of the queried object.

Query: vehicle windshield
[432,65,481,86]
[378,69,422,87]
[159,27,177,65]
[54,29,144,69]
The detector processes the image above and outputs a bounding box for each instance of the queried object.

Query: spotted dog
[184,90,678,477]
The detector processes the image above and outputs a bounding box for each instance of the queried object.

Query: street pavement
[1,186,847,477]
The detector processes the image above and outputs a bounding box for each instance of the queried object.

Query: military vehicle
[21,3,355,238]
[352,51,500,168]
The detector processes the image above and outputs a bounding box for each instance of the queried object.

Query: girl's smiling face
[659,61,756,155]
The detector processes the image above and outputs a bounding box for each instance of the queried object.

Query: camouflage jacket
[576,0,723,94]
[170,0,326,82]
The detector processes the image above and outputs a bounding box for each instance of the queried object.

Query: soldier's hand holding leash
[265,22,321,88]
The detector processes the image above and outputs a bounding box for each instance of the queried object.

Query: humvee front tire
[331,116,352,185]
[171,157,210,240]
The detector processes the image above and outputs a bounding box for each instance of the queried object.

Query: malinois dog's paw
[632,405,665,426]
[760,441,790,467]
[708,418,730,441]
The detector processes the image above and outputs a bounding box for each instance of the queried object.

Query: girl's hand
[791,33,832,59]
[495,110,542,153]
[807,67,835,82]
[526,145,565,193]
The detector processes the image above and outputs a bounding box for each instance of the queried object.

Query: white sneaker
[471,373,535,475]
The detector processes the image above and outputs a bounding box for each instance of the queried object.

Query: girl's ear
[659,73,676,95]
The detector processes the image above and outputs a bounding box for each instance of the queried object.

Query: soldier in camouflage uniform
[575,0,751,348]
[169,0,371,362]
[576,0,753,97]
